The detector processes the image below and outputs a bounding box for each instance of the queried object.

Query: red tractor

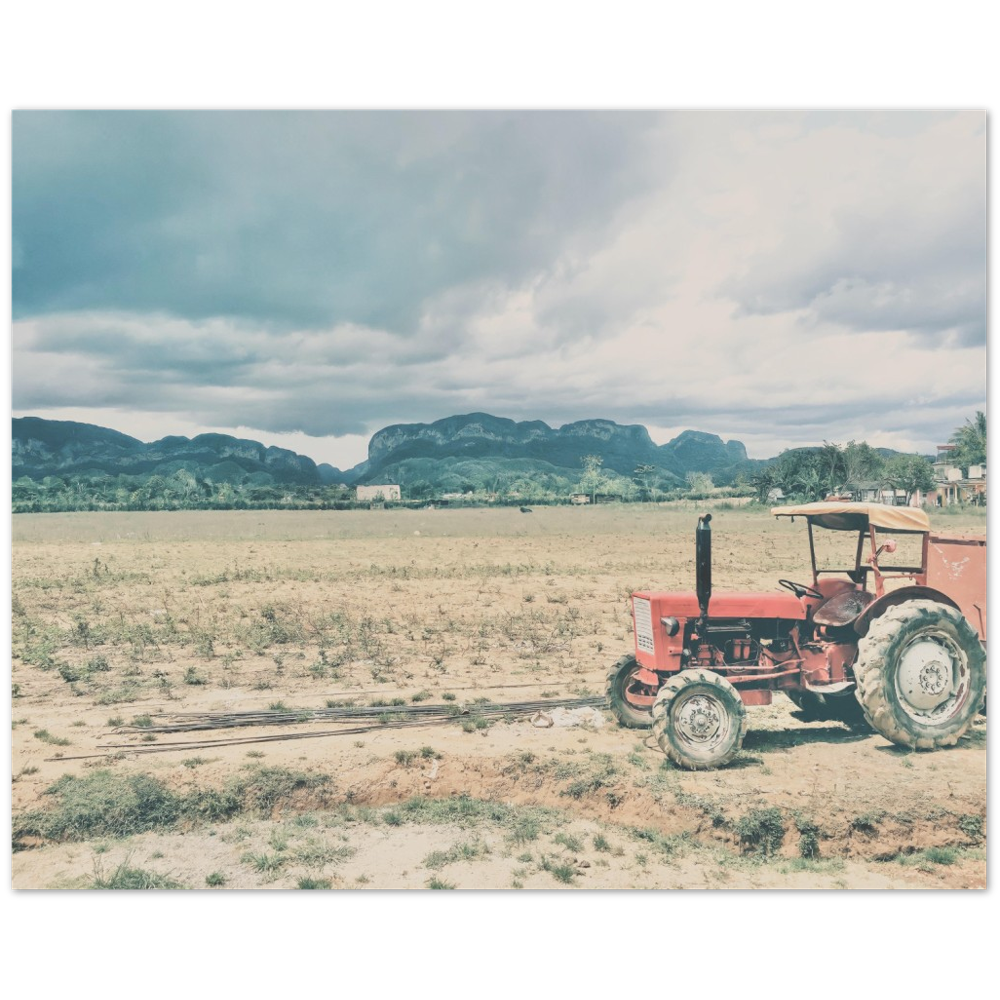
[607,503,986,769]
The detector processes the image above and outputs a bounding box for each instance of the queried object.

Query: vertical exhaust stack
[696,513,712,626]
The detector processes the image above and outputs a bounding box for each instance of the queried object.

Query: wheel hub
[676,695,723,743]
[897,638,956,712]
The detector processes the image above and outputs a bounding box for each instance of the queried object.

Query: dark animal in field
[519,506,533,513]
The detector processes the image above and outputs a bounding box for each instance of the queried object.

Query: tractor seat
[812,589,875,627]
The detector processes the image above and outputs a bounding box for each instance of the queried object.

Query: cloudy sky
[12,110,986,469]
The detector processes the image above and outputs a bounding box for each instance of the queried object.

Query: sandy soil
[11,505,987,889]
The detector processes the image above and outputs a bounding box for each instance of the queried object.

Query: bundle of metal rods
[53,694,607,759]
[116,695,604,734]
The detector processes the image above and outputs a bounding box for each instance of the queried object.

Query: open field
[11,504,987,889]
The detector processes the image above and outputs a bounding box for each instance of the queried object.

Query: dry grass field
[11,504,987,889]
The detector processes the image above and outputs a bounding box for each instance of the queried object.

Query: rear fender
[853,586,960,637]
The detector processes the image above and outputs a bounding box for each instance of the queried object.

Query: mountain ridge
[12,413,760,489]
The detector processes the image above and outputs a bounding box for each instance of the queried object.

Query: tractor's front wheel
[606,655,654,729]
[652,670,747,770]
[854,600,986,750]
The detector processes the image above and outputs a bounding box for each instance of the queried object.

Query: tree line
[11,413,984,513]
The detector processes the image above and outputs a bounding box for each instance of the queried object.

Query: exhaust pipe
[696,513,712,624]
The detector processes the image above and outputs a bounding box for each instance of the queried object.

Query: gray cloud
[12,111,987,465]
[13,111,662,332]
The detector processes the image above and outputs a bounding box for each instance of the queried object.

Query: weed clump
[735,807,786,858]
[958,814,984,844]
[795,816,821,859]
[92,861,183,890]
[14,766,332,845]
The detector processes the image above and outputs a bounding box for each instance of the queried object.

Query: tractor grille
[633,597,655,654]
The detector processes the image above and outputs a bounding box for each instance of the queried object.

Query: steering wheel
[778,579,824,601]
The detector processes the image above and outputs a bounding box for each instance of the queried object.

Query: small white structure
[356,484,401,502]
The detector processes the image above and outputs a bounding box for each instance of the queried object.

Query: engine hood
[635,591,806,620]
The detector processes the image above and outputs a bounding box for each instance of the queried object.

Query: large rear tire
[854,600,986,750]
[606,655,654,729]
[651,669,747,770]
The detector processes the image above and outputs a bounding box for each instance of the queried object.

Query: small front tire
[606,655,654,729]
[652,670,748,770]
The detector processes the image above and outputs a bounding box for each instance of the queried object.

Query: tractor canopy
[770,502,930,534]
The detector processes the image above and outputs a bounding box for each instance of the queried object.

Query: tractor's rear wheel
[606,655,654,729]
[854,600,986,750]
[651,670,747,770]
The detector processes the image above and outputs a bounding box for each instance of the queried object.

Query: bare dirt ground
[11,505,987,889]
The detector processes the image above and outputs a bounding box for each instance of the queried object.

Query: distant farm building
[570,494,591,505]
[923,446,986,507]
[843,482,909,505]
[356,484,401,502]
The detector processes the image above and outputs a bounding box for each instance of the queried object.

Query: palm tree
[950,411,987,473]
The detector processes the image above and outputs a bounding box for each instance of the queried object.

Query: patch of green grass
[559,754,619,800]
[539,855,575,883]
[92,861,183,889]
[554,832,582,853]
[297,877,332,889]
[629,826,689,859]
[242,851,286,875]
[205,871,227,887]
[958,813,984,844]
[423,838,491,870]
[777,857,845,875]
[293,841,356,868]
[95,683,142,705]
[15,766,333,844]
[507,815,542,845]
[735,808,786,858]
[182,757,208,769]
[16,771,181,841]
[33,729,71,746]
[795,816,821,859]
[131,714,154,729]
[183,667,207,686]
[461,715,491,733]
[674,789,727,827]
[593,834,610,852]
[394,750,418,767]
[924,846,958,865]
[850,809,887,834]
[427,877,455,889]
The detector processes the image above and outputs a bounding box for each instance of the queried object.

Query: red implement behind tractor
[607,503,986,769]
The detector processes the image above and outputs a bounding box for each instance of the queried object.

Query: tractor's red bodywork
[609,503,986,768]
